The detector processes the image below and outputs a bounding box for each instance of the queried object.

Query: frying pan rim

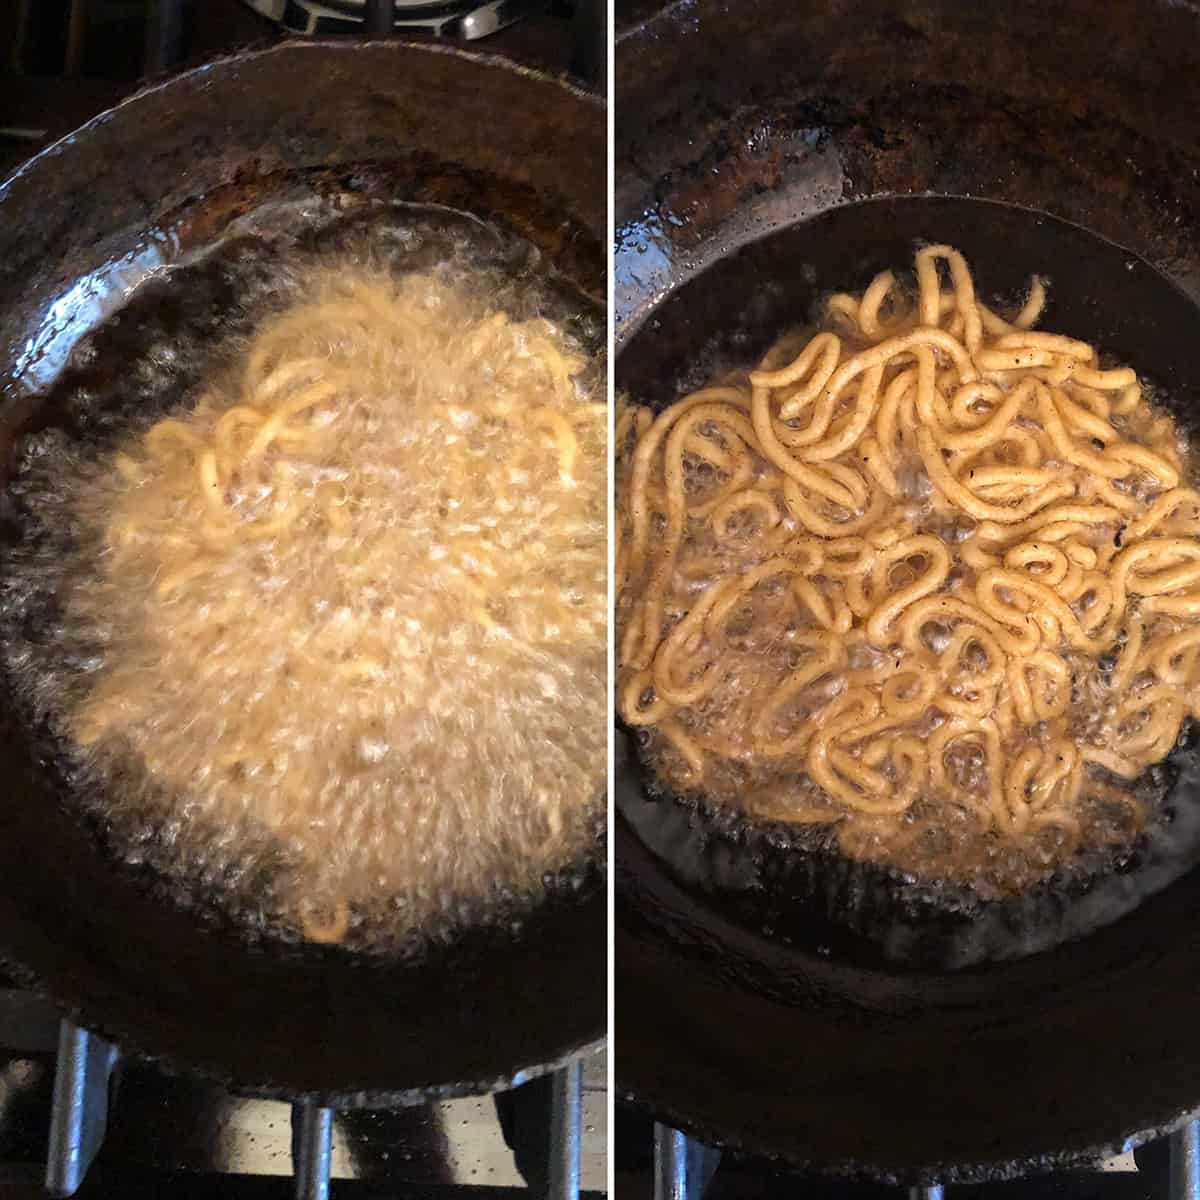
[0,38,604,202]
[52,933,608,1108]
[613,190,1167,348]
[613,1066,1194,1185]
[614,0,694,43]
[0,35,607,1102]
[0,889,607,1105]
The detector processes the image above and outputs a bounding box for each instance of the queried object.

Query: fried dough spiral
[617,246,1197,872]
[69,267,607,943]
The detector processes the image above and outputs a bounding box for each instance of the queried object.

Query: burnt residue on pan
[616,0,1200,1182]
[0,41,605,1106]
[616,0,1200,337]
[1,43,605,391]
[6,159,602,418]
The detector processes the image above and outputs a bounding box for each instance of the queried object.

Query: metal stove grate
[0,985,604,1197]
[34,1010,598,1199]
[646,1121,1200,1200]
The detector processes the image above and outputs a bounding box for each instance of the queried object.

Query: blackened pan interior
[0,41,605,1104]
[617,195,1200,969]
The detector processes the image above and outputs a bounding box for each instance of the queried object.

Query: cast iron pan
[616,0,1200,1182]
[0,40,605,1105]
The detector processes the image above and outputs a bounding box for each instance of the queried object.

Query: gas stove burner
[19,1000,604,1197]
[242,0,546,38]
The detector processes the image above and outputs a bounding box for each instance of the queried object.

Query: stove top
[614,1115,1186,1200]
[241,0,551,39]
[0,987,606,1198]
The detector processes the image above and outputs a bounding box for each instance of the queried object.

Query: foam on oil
[615,281,1200,967]
[0,199,606,956]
